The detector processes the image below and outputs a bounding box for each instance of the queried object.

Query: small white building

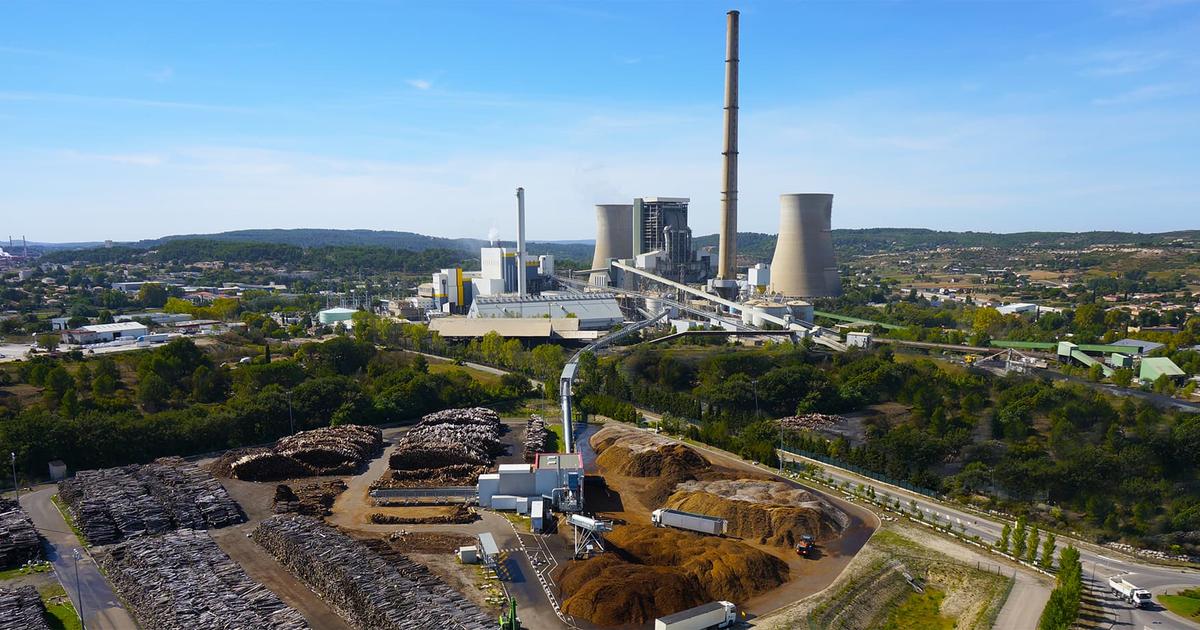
[846,331,873,349]
[477,452,584,511]
[747,264,770,291]
[317,307,358,326]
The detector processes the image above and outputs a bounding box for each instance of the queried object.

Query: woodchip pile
[213,425,383,481]
[668,478,851,546]
[97,529,309,630]
[388,408,504,471]
[0,585,50,630]
[0,499,40,569]
[271,480,347,517]
[252,515,493,630]
[369,505,474,525]
[58,457,243,546]
[778,413,842,431]
[372,464,488,489]
[522,414,551,462]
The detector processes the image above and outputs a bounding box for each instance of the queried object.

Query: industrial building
[477,452,584,523]
[60,321,148,345]
[317,307,358,326]
[468,292,622,330]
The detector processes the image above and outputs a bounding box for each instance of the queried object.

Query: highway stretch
[776,450,1200,630]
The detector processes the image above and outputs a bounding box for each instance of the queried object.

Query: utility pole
[72,548,85,629]
[10,452,17,501]
[286,391,295,435]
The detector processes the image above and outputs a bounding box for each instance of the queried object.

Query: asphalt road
[778,451,1200,630]
[19,487,138,630]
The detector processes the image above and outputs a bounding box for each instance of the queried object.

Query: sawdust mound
[560,555,706,626]
[591,426,711,505]
[666,479,850,547]
[559,523,789,626]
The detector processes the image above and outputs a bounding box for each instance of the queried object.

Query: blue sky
[2,0,1198,243]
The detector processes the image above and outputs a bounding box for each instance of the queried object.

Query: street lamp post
[286,391,295,435]
[10,452,17,501]
[72,548,85,630]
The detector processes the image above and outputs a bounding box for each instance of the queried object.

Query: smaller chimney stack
[516,188,527,296]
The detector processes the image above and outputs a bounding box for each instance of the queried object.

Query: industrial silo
[590,204,633,285]
[768,194,842,298]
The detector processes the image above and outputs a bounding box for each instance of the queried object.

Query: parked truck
[651,508,728,536]
[136,333,170,345]
[1108,576,1153,608]
[654,601,737,630]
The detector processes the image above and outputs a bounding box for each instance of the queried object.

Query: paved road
[778,451,1200,629]
[19,487,138,630]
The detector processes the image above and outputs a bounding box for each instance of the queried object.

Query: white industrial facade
[61,321,148,344]
[468,293,623,330]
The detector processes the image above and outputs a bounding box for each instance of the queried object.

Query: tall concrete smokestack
[516,187,527,296]
[769,194,842,298]
[717,9,739,282]
[590,204,633,286]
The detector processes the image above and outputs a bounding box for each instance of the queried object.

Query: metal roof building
[1112,338,1165,355]
[1139,357,1186,382]
[467,293,623,330]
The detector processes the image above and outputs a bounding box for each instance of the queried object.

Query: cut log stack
[372,464,487,489]
[522,414,551,462]
[0,585,51,630]
[57,457,243,546]
[252,515,492,630]
[97,529,309,630]
[778,413,843,431]
[271,480,347,516]
[212,425,383,481]
[389,408,504,471]
[0,499,40,569]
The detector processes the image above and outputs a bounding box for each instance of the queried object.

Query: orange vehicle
[795,534,816,558]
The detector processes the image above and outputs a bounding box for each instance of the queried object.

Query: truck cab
[1130,589,1152,608]
[795,534,816,558]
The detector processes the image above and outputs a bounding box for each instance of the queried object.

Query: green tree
[96,310,115,324]
[138,372,171,412]
[997,523,1011,554]
[36,334,60,352]
[1088,364,1104,382]
[1112,368,1134,387]
[1040,533,1057,570]
[136,282,169,308]
[1013,516,1029,558]
[1027,526,1041,564]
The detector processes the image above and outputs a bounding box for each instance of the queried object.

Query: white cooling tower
[591,204,633,285]
[768,194,842,298]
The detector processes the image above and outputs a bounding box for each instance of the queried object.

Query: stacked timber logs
[58,457,243,545]
[212,425,382,481]
[98,529,309,630]
[371,464,487,489]
[271,480,347,516]
[0,499,40,568]
[252,515,492,630]
[778,413,842,431]
[523,414,551,462]
[0,585,51,630]
[389,408,504,470]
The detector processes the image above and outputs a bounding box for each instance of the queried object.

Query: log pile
[271,480,347,516]
[371,464,487,489]
[58,457,243,545]
[388,408,504,471]
[252,515,492,630]
[0,499,40,569]
[522,414,551,462]
[368,505,474,525]
[778,413,842,431]
[97,529,309,630]
[212,425,383,481]
[0,585,50,630]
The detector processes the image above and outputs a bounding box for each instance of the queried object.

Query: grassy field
[50,495,88,548]
[425,362,504,387]
[40,583,82,630]
[882,588,955,630]
[0,560,51,581]
[1159,588,1200,621]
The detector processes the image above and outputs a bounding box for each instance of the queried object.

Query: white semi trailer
[651,508,728,536]
[1108,576,1153,608]
[654,601,737,630]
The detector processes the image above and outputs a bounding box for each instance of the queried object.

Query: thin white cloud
[406,79,433,90]
[1092,82,1192,104]
[54,150,166,166]
[1080,49,1172,76]
[0,90,250,113]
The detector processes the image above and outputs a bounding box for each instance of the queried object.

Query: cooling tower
[591,204,633,285]
[769,194,842,298]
